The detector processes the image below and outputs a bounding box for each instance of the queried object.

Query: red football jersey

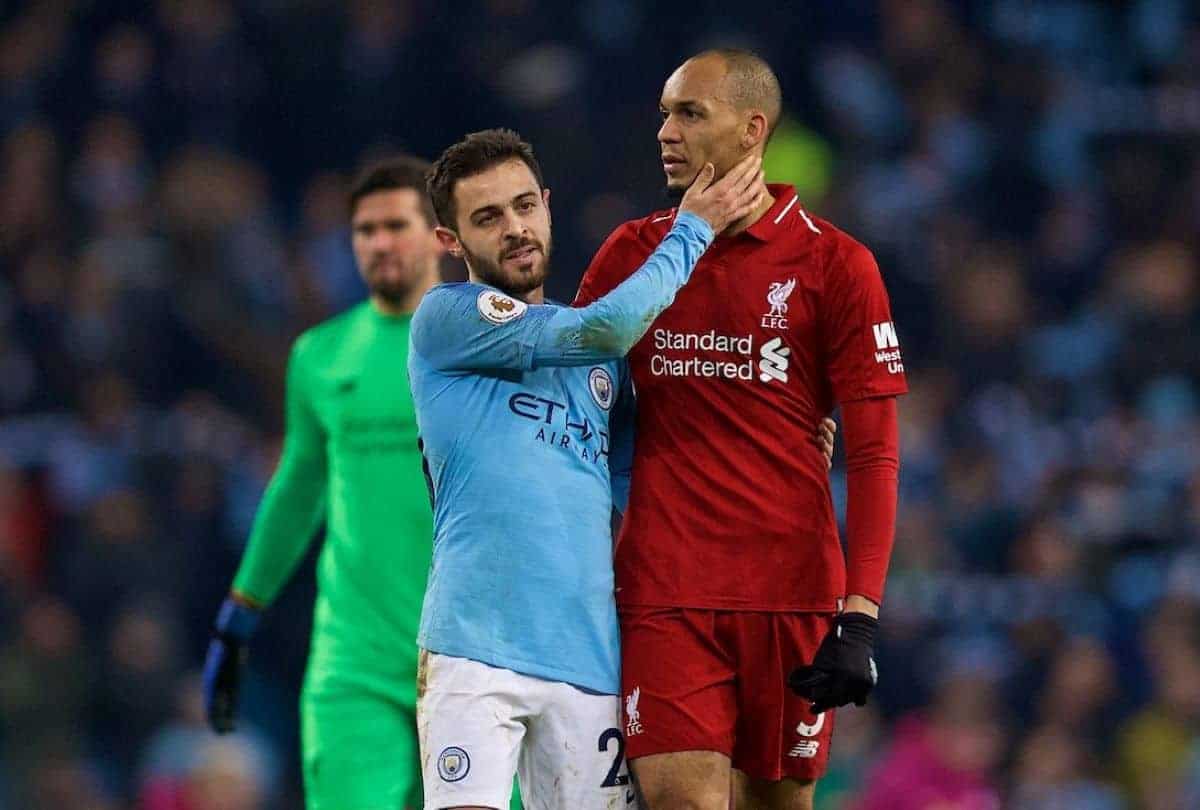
[574,185,908,611]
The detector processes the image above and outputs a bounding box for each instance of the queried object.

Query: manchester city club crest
[437,746,470,782]
[589,367,614,410]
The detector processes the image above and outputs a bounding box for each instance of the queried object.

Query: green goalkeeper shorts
[301,675,423,810]
[300,676,523,810]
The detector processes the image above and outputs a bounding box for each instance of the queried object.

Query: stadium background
[1,0,1199,808]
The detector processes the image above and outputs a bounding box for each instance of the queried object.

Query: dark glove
[788,612,878,713]
[203,597,261,734]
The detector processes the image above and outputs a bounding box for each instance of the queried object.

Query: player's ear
[424,215,449,256]
[742,111,768,150]
[542,187,551,223]
[434,226,464,258]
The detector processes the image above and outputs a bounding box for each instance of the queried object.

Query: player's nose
[658,115,681,144]
[365,230,394,252]
[499,210,527,239]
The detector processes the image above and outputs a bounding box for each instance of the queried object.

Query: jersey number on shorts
[597,728,630,788]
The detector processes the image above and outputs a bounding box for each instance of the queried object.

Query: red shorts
[618,606,837,782]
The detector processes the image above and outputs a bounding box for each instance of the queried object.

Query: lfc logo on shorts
[624,687,644,736]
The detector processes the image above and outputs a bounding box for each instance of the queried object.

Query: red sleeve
[822,240,908,403]
[842,396,899,605]
[573,221,641,307]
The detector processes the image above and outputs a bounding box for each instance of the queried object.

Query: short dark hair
[348,155,436,225]
[426,128,545,229]
[692,48,782,139]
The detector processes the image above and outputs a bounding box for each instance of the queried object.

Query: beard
[665,168,692,202]
[364,261,422,306]
[369,283,409,307]
[465,234,552,297]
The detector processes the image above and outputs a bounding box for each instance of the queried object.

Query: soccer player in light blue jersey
[407,129,765,810]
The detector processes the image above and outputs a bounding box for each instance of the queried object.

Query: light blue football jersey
[408,212,713,694]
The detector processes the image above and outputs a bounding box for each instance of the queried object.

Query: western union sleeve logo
[872,321,899,350]
[871,321,903,374]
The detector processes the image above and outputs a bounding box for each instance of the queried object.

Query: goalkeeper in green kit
[201,156,521,810]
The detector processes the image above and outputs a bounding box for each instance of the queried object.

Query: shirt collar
[743,184,801,242]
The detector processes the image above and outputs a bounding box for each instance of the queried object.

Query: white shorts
[417,650,638,810]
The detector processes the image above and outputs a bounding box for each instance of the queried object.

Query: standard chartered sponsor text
[651,355,755,379]
[654,328,753,354]
[651,328,755,379]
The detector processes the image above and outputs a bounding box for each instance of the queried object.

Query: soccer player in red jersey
[573,50,907,810]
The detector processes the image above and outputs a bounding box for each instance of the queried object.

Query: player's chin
[369,278,414,303]
[664,178,688,202]
[504,263,547,294]
[513,265,548,292]
[502,251,546,274]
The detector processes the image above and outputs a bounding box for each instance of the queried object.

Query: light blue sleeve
[608,362,635,516]
[410,212,714,372]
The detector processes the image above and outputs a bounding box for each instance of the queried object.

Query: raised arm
[411,156,765,372]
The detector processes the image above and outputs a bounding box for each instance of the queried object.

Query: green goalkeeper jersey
[233,301,433,682]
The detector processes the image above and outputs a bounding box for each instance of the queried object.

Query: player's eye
[518,200,536,213]
[683,109,700,121]
[475,213,496,226]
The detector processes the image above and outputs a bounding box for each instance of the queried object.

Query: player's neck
[466,269,545,304]
[723,188,776,237]
[490,285,544,305]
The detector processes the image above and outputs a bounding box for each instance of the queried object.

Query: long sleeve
[231,337,328,606]
[410,213,714,372]
[607,362,636,516]
[842,396,900,605]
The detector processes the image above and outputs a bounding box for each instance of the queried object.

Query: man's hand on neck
[724,188,776,237]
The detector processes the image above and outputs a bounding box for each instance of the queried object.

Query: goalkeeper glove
[788,612,878,713]
[203,596,261,734]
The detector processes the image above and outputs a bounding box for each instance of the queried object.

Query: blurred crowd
[1,1,1199,808]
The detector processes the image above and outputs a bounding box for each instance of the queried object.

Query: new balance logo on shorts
[625,687,644,736]
[788,713,825,758]
[787,741,820,758]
